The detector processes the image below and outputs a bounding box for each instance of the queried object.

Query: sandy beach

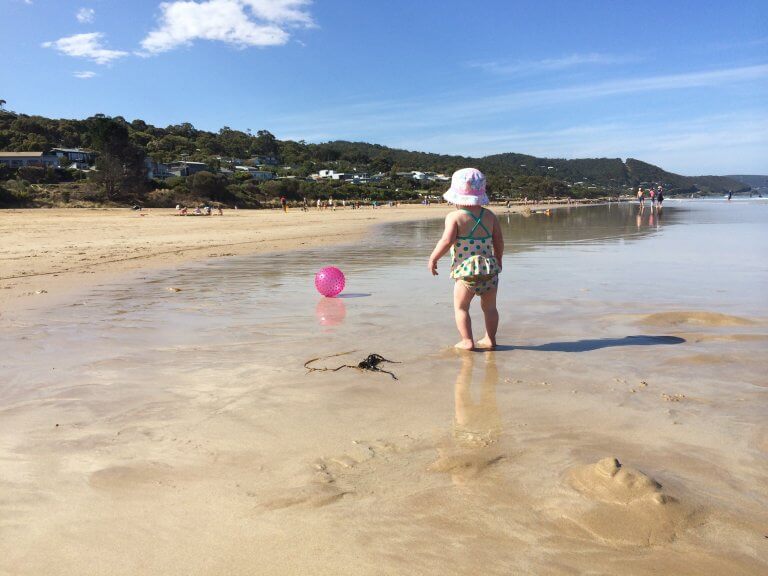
[1,200,766,575]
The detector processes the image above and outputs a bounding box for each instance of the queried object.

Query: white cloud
[241,0,314,26]
[76,7,95,23]
[271,64,768,138]
[42,32,128,65]
[472,52,635,75]
[73,70,97,79]
[140,0,313,54]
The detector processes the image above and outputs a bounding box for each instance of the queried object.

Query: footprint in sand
[563,457,699,546]
[260,483,349,510]
[259,444,373,511]
[427,451,504,477]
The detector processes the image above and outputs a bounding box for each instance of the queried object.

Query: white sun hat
[443,168,489,206]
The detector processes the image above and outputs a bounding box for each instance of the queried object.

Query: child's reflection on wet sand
[429,352,504,485]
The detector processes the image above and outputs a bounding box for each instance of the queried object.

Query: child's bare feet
[476,336,496,350]
[455,339,475,350]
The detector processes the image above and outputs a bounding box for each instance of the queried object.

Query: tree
[191,171,227,201]
[91,155,125,200]
[87,116,146,199]
[253,130,279,157]
[18,166,46,183]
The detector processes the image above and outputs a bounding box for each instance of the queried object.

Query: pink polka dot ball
[315,266,345,297]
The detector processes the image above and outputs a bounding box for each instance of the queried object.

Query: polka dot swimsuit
[450,208,500,295]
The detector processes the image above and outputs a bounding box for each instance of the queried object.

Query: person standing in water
[637,187,645,207]
[428,168,504,350]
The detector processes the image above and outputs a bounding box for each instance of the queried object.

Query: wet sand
[0,205,455,312]
[1,201,767,575]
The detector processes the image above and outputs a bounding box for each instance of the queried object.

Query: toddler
[429,168,504,350]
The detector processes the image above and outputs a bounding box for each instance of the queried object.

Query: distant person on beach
[428,168,504,350]
[280,196,287,212]
[637,188,644,206]
[656,187,664,209]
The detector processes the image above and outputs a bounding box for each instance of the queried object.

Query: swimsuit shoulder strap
[467,207,492,238]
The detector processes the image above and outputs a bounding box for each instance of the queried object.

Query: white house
[0,151,58,168]
[235,166,274,181]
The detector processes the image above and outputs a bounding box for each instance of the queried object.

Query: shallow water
[1,200,767,575]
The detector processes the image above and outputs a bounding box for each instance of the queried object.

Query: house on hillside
[234,166,275,181]
[144,159,174,180]
[167,161,210,177]
[50,148,95,165]
[317,170,349,180]
[0,151,58,168]
[249,155,279,166]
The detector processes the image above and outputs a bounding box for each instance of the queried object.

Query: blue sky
[1,0,767,174]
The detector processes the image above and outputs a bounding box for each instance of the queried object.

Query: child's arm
[428,215,457,275]
[492,214,504,271]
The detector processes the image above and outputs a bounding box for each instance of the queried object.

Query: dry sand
[1,204,767,575]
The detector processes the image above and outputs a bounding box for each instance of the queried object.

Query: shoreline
[0,202,581,314]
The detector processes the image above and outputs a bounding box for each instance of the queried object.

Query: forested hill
[725,175,768,190]
[0,110,749,207]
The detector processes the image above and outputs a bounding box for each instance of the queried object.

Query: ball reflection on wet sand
[315,296,347,327]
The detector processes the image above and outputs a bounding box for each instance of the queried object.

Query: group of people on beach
[636,186,664,209]
[278,197,402,212]
[175,204,224,216]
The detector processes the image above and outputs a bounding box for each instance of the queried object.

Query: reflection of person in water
[454,353,502,446]
[430,353,502,485]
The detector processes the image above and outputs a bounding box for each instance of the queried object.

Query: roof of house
[51,148,93,154]
[0,151,45,157]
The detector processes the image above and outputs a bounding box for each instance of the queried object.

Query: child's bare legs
[477,287,499,349]
[453,281,475,349]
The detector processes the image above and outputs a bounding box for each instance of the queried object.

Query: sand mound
[638,311,755,327]
[89,462,176,492]
[564,457,694,546]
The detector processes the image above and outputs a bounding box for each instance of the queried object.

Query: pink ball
[315,266,345,297]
